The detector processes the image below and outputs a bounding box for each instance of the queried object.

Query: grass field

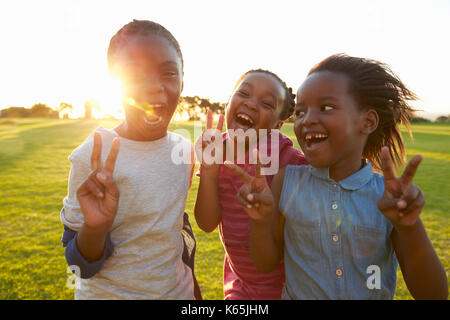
[0,118,448,299]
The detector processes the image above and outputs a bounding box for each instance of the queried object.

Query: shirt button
[332,234,339,242]
[333,183,338,188]
[332,203,338,210]
[336,269,343,277]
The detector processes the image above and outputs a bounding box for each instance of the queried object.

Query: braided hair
[308,53,417,171]
[107,19,183,74]
[234,69,296,121]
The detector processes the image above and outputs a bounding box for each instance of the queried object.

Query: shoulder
[367,170,385,196]
[68,127,115,164]
[167,131,193,147]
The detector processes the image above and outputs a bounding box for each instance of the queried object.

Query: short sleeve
[60,145,92,231]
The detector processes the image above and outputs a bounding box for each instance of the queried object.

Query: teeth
[143,115,162,125]
[236,113,254,125]
[305,133,328,140]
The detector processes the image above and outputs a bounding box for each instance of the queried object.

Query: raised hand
[377,146,425,228]
[224,149,275,222]
[77,132,120,231]
[194,109,224,171]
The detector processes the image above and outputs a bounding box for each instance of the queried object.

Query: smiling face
[114,34,183,141]
[294,71,369,180]
[226,72,285,133]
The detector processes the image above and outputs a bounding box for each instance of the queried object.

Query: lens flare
[122,97,162,124]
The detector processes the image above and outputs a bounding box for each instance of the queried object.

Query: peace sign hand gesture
[224,150,275,223]
[377,146,425,228]
[76,132,120,231]
[194,109,224,172]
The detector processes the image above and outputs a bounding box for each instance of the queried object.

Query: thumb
[247,192,274,206]
[377,197,406,212]
[96,171,120,200]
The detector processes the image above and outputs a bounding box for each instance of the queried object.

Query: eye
[295,110,305,118]
[321,105,334,112]
[238,90,249,97]
[262,101,274,109]
[162,70,178,78]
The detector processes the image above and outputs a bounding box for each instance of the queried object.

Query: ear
[274,120,284,130]
[360,109,379,135]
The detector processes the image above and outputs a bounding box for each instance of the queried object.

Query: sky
[0,0,449,119]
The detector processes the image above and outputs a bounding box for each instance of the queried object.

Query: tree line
[1,98,448,123]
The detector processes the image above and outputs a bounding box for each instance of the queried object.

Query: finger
[252,148,261,178]
[399,184,420,206]
[249,192,274,206]
[104,138,120,172]
[380,146,396,182]
[400,186,423,213]
[400,154,422,186]
[79,179,104,199]
[402,190,425,217]
[96,170,120,200]
[91,132,102,171]
[88,171,105,192]
[206,109,212,130]
[237,190,253,209]
[377,197,400,213]
[224,161,253,184]
[216,114,224,132]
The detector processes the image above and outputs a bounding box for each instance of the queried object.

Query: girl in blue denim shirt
[225,54,447,299]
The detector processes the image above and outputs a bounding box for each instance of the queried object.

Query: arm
[194,110,224,233]
[194,166,222,232]
[248,168,286,273]
[391,220,447,300]
[378,147,448,299]
[224,151,285,273]
[74,132,121,262]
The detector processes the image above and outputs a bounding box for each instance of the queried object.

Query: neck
[329,156,364,182]
[114,121,166,141]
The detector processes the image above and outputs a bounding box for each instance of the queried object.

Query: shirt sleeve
[62,224,114,279]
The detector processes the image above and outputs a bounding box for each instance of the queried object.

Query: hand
[377,146,425,228]
[224,149,275,222]
[194,109,224,172]
[76,132,120,231]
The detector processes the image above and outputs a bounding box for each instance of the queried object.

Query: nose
[141,78,164,95]
[301,108,319,126]
[244,99,257,111]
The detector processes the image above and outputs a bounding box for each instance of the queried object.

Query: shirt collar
[311,160,374,191]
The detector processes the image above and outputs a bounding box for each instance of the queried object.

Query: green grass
[0,119,448,299]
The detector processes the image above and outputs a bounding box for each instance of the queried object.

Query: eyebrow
[160,61,178,67]
[318,96,339,101]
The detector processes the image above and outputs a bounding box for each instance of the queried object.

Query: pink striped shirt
[201,132,307,300]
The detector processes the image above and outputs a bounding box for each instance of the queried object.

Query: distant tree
[0,107,31,118]
[84,100,101,119]
[58,102,74,119]
[435,115,449,122]
[30,103,59,118]
[409,116,431,123]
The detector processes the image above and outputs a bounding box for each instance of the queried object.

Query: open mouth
[124,97,164,125]
[304,132,329,149]
[233,112,254,130]
[141,103,164,125]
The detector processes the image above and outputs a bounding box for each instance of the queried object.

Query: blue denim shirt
[279,163,398,299]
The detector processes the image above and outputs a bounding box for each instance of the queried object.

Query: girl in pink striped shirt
[194,69,307,299]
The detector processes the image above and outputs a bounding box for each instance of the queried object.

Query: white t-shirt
[61,127,195,299]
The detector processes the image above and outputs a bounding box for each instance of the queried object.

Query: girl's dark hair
[107,19,183,73]
[234,69,296,121]
[308,54,417,171]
